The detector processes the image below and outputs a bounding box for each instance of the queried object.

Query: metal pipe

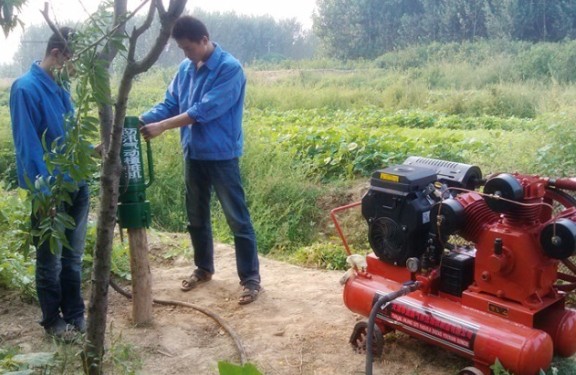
[550,178,576,191]
[330,201,362,256]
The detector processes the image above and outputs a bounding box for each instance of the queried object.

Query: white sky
[0,0,316,64]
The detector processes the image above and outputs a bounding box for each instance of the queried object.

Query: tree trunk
[98,103,114,153]
[128,227,153,324]
[84,154,122,375]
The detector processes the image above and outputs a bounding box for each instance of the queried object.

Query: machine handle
[145,139,154,188]
[551,178,576,191]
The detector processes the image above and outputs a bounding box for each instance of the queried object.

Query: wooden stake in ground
[118,118,155,325]
[127,227,153,324]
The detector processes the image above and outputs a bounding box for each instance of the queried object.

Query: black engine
[362,157,482,266]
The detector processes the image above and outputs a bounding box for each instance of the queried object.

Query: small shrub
[290,243,348,270]
[536,114,576,177]
[0,187,35,299]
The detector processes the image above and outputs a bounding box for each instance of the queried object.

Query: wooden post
[127,227,153,324]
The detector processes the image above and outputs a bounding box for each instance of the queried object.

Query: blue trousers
[185,158,260,286]
[33,184,89,328]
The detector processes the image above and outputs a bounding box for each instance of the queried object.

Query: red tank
[343,255,576,375]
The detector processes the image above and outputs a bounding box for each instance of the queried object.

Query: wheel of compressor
[544,188,576,292]
[349,321,384,358]
[458,366,484,375]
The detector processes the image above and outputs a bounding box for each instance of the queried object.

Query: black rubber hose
[365,281,420,375]
[109,278,247,365]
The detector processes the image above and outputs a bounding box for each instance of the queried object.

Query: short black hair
[171,16,209,42]
[45,27,74,57]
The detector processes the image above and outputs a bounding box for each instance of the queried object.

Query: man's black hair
[171,16,209,42]
[45,27,75,57]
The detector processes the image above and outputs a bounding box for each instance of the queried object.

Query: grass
[0,329,142,374]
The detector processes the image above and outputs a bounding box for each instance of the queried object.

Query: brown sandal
[181,270,212,291]
[238,285,261,305]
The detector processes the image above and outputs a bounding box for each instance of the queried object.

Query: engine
[361,163,437,266]
[362,157,482,267]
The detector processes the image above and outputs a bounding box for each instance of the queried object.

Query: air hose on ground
[109,278,247,365]
[365,281,420,375]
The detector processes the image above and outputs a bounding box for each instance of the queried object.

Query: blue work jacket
[10,62,74,190]
[141,43,246,160]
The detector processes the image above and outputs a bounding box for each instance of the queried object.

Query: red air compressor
[332,157,576,375]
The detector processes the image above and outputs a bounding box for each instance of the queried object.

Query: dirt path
[2,238,481,374]
[110,242,468,375]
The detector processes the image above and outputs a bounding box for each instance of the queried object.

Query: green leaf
[217,362,263,375]
[57,213,76,229]
[12,352,56,368]
[49,236,60,255]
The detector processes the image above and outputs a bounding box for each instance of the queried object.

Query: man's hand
[138,113,195,141]
[140,122,166,141]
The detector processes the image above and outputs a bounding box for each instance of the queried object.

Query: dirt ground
[0,234,529,375]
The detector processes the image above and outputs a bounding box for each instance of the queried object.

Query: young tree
[83,1,186,372]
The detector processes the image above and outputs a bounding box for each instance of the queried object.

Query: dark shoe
[45,318,78,343]
[67,317,86,333]
[181,269,212,291]
[238,283,261,305]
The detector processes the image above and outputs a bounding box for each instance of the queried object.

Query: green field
[2,40,576,275]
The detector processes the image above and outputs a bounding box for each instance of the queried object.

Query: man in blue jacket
[10,27,89,339]
[140,16,261,305]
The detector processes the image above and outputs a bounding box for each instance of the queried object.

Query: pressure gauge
[406,257,420,273]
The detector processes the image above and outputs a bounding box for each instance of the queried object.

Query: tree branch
[39,2,67,48]
[166,0,185,17]
[41,0,150,61]
[78,0,109,37]
[99,0,130,62]
[156,0,166,17]
[129,0,187,75]
[76,0,150,60]
[134,0,156,38]
[127,0,156,63]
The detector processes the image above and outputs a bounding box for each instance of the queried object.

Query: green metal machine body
[118,116,154,229]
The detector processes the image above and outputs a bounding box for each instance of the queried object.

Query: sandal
[238,284,261,305]
[181,270,212,291]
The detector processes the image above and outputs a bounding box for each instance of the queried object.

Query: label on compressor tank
[374,295,479,355]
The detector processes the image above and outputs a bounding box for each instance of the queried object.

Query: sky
[0,0,316,64]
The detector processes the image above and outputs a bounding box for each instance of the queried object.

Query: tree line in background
[315,0,576,59]
[131,8,317,67]
[4,0,576,76]
[1,7,316,76]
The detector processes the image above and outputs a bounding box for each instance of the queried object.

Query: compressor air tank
[343,256,556,375]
